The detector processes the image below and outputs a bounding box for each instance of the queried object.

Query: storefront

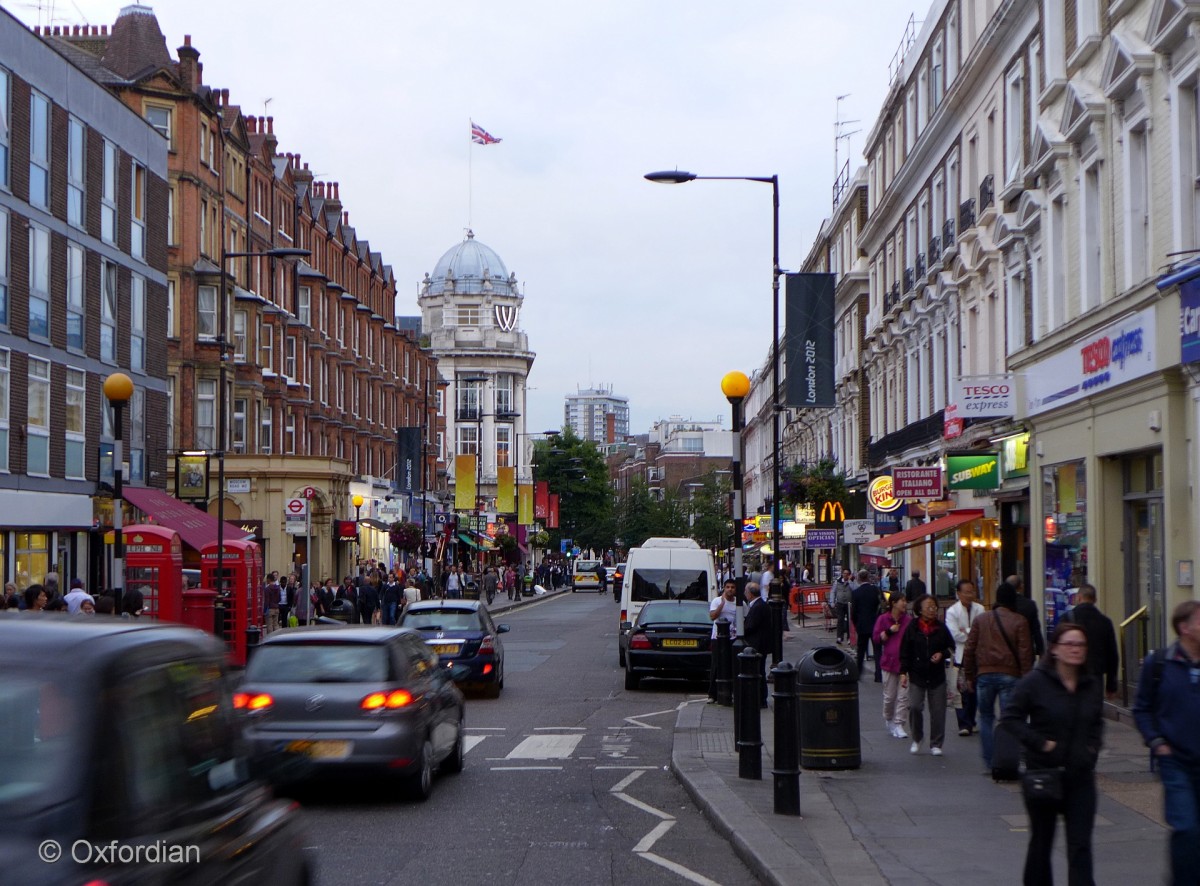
[0,490,93,592]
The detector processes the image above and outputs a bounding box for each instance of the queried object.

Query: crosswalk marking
[506,734,583,760]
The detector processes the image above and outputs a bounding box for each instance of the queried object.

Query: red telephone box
[122,525,183,622]
[200,539,264,667]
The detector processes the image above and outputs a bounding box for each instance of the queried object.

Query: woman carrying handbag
[1000,621,1105,886]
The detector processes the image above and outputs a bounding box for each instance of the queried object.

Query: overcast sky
[20,0,918,435]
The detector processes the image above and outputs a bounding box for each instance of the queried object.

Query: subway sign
[946,454,1000,490]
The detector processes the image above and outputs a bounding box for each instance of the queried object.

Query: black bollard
[771,661,801,815]
[736,647,763,780]
[768,590,786,666]
[715,621,733,707]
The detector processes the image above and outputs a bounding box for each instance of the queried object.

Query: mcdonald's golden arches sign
[819,501,845,523]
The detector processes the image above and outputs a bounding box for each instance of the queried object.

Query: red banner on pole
[535,481,549,520]
[548,494,559,529]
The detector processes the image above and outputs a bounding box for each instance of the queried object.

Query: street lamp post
[217,247,309,599]
[645,170,783,598]
[721,371,751,590]
[352,493,364,573]
[104,372,134,614]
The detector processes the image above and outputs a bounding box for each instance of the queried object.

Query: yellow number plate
[286,740,352,760]
[661,639,698,649]
[432,644,460,655]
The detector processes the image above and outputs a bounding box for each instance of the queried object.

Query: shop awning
[122,486,253,552]
[361,518,392,532]
[457,533,481,550]
[860,509,984,557]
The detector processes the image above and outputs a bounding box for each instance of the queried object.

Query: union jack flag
[470,120,502,145]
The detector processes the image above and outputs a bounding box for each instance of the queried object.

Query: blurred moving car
[399,600,509,697]
[572,559,603,592]
[624,599,713,690]
[238,626,465,801]
[0,617,310,885]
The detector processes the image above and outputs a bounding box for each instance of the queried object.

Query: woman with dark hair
[1001,620,1104,886]
[899,593,956,756]
[23,584,47,612]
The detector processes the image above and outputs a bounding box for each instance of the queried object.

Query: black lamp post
[721,371,750,588]
[104,372,134,614]
[645,170,783,596]
[217,247,309,597]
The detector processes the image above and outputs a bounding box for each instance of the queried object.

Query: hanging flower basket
[390,521,422,553]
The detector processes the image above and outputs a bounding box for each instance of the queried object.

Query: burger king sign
[868,475,904,513]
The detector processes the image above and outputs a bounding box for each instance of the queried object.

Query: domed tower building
[419,231,535,516]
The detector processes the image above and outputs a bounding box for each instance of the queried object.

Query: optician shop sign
[952,374,1016,417]
[1025,306,1157,416]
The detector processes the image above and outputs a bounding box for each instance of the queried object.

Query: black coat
[742,598,771,655]
[1015,593,1045,656]
[1062,603,1120,694]
[1001,662,1104,774]
[899,619,956,688]
[903,578,926,602]
[851,582,883,635]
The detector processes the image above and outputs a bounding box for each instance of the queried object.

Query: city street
[295,592,757,885]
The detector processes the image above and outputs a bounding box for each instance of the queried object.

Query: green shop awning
[456,533,481,549]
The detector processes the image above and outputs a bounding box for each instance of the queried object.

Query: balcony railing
[942,218,956,250]
[456,407,481,422]
[867,410,947,465]
[884,281,901,312]
[903,267,914,293]
[915,252,926,279]
[928,236,940,260]
[979,174,995,213]
[959,198,976,232]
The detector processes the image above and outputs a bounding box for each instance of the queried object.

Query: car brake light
[629,634,651,650]
[361,690,414,710]
[479,636,495,654]
[233,692,273,711]
[620,609,627,623]
[482,663,493,675]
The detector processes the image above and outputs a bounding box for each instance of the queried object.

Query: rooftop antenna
[833,94,861,209]
[263,97,273,120]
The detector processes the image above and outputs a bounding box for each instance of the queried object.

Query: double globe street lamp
[103,371,135,614]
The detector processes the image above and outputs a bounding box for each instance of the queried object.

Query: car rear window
[401,609,481,632]
[631,568,709,603]
[637,601,711,626]
[0,677,79,811]
[244,643,392,683]
[576,560,600,572]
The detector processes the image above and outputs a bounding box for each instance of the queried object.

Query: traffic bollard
[736,647,763,780]
[771,661,801,816]
[715,620,733,707]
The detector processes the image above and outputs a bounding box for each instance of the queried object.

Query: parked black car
[624,599,713,690]
[0,616,310,885]
[399,600,509,697]
[237,626,465,801]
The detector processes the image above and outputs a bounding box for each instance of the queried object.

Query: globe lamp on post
[721,371,751,589]
[352,493,365,571]
[104,372,134,615]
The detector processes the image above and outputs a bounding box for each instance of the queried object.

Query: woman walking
[874,594,912,738]
[899,594,956,756]
[1001,621,1104,886]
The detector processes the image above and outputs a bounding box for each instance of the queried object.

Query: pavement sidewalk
[672,620,1169,886]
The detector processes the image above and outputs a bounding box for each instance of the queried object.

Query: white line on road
[595,765,657,770]
[612,792,673,820]
[506,733,583,760]
[637,851,723,886]
[489,766,563,771]
[464,727,506,731]
[632,820,674,853]
[464,736,487,754]
[533,726,586,731]
[609,770,645,793]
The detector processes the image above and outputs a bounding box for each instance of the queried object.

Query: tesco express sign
[953,375,1016,417]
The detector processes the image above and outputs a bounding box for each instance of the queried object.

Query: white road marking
[489,766,564,771]
[533,726,585,731]
[612,792,673,820]
[637,852,724,886]
[609,770,645,793]
[506,734,583,760]
[595,765,656,770]
[464,735,487,754]
[632,820,674,853]
[464,727,506,731]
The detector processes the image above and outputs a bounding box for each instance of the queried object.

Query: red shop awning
[860,509,984,557]
[121,486,252,552]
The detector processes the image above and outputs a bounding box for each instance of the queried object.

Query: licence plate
[432,643,461,655]
[286,740,352,760]
[661,639,698,649]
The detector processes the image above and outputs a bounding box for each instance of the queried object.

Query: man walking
[832,568,854,645]
[904,570,927,604]
[1134,600,1200,886]
[851,569,884,680]
[1062,584,1120,699]
[707,579,739,703]
[1007,573,1045,657]
[945,580,985,736]
[741,581,770,707]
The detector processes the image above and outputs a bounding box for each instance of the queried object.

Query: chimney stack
[266,116,273,134]
[177,35,200,92]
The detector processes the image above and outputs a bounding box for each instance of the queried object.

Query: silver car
[237,626,465,801]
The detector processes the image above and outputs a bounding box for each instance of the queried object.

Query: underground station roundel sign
[868,476,904,513]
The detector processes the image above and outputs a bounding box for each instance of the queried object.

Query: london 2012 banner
[395,427,421,494]
[785,273,835,409]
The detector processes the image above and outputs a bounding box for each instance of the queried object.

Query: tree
[614,478,694,549]
[532,426,615,554]
[687,470,731,551]
[780,457,849,513]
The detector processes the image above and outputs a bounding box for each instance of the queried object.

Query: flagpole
[468,119,473,229]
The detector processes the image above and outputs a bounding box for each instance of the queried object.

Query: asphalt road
[294,591,758,886]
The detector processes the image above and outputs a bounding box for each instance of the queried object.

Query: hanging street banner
[518,483,533,525]
[454,454,477,511]
[947,454,1001,490]
[496,466,516,513]
[395,427,421,494]
[547,494,560,529]
[1183,277,1200,363]
[534,481,549,520]
[784,273,835,408]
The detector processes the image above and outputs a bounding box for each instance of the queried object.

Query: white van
[617,538,716,666]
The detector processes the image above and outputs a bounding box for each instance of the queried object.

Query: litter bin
[244,625,262,663]
[328,598,355,623]
[797,645,860,770]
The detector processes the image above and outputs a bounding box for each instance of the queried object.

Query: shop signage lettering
[1181,279,1200,364]
[819,501,845,522]
[892,466,943,500]
[804,529,839,548]
[952,374,1016,417]
[868,476,904,513]
[946,454,1000,490]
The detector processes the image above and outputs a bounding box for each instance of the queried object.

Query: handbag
[1021,768,1064,802]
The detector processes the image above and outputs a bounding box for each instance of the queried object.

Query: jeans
[1023,770,1096,886]
[976,673,1018,768]
[907,680,947,749]
[1159,754,1200,885]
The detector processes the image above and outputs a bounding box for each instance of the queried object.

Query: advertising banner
[952,374,1016,417]
[535,481,549,519]
[784,273,835,408]
[395,427,421,494]
[947,454,1000,490]
[548,494,560,529]
[1183,278,1200,364]
[496,466,516,513]
[454,454,477,511]
[518,483,533,525]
